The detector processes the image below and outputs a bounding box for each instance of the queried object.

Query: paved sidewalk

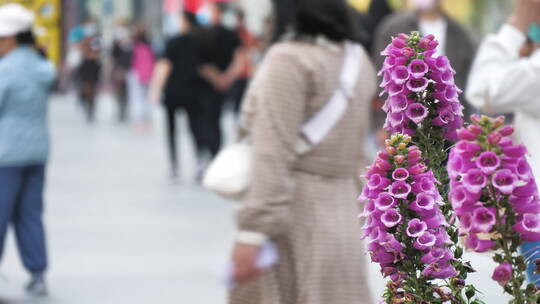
[0,94,511,303]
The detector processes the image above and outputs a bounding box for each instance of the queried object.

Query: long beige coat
[230,40,377,304]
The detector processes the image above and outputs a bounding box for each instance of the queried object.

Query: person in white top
[466,0,540,285]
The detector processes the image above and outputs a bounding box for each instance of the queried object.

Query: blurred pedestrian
[149,11,206,181]
[0,3,56,296]
[112,20,133,122]
[78,17,101,123]
[196,2,243,158]
[62,24,84,93]
[466,0,540,285]
[128,24,155,131]
[228,0,377,303]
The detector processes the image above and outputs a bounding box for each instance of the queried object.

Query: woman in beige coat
[229,0,377,303]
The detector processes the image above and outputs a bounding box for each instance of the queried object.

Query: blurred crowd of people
[64,2,263,181]
[3,0,540,302]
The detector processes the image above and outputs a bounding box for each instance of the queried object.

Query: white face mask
[411,0,437,11]
[163,13,182,36]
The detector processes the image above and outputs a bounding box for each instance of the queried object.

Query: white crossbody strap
[296,42,362,154]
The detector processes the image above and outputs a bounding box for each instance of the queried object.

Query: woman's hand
[232,242,262,284]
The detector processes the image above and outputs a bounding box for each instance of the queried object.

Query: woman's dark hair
[272,0,362,43]
[16,31,36,46]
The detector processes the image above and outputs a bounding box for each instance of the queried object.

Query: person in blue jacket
[0,3,56,297]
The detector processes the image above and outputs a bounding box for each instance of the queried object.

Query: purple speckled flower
[414,231,437,250]
[375,192,397,211]
[509,196,540,215]
[392,168,410,181]
[406,77,429,93]
[454,141,481,158]
[387,82,405,96]
[388,112,405,128]
[410,192,435,212]
[449,185,480,212]
[462,168,488,194]
[406,103,429,124]
[381,208,403,228]
[420,247,453,264]
[367,174,391,191]
[421,262,457,279]
[390,180,412,199]
[433,56,451,72]
[391,65,410,85]
[476,151,501,175]
[412,177,436,194]
[471,207,497,233]
[503,145,527,159]
[388,95,409,113]
[513,214,540,234]
[432,108,455,127]
[408,59,428,78]
[513,180,539,197]
[406,218,428,238]
[424,210,449,229]
[463,234,494,252]
[492,169,518,195]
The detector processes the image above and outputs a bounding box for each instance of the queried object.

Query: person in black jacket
[196,2,242,159]
[149,11,205,181]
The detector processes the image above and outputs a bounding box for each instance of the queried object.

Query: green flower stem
[414,125,473,304]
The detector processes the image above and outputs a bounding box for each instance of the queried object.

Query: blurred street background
[0,0,526,303]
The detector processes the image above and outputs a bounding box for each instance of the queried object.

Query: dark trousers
[78,60,101,123]
[165,104,206,169]
[0,165,48,275]
[200,89,225,157]
[80,81,98,122]
[229,79,248,114]
[113,69,128,122]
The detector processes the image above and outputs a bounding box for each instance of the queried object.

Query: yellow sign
[0,0,61,65]
[349,0,473,24]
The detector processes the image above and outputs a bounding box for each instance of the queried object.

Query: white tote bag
[203,42,362,201]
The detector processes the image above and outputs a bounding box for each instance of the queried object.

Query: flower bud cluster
[379,32,464,141]
[360,133,457,281]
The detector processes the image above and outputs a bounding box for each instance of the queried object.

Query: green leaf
[466,285,476,300]
[454,246,463,259]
